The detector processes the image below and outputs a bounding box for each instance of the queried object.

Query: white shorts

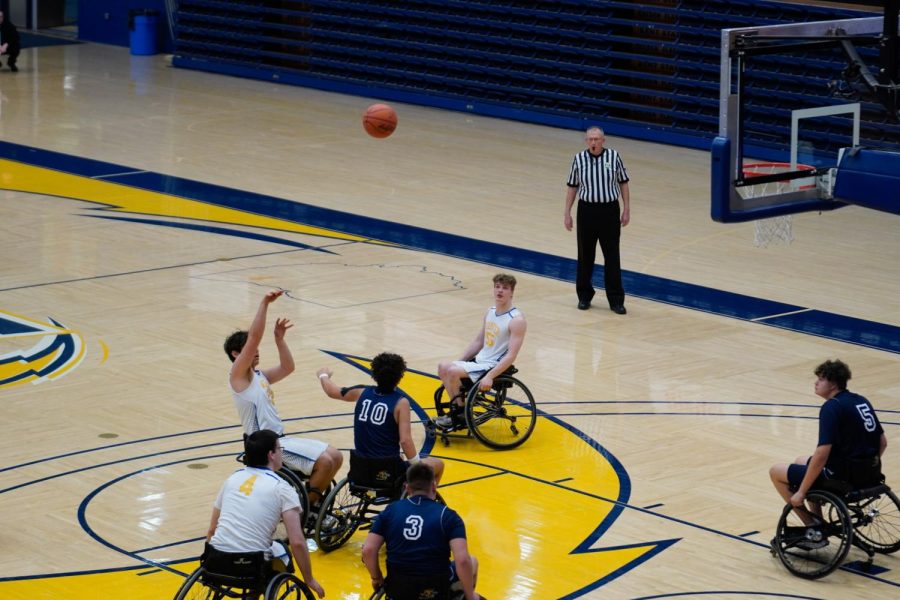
[281,436,328,475]
[453,360,496,379]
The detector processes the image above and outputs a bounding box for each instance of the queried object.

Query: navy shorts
[787,459,835,491]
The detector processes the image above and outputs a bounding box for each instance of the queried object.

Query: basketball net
[741,162,814,247]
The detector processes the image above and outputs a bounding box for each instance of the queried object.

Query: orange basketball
[363,103,398,138]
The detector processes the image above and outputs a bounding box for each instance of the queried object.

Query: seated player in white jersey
[434,273,527,429]
[362,462,480,600]
[205,429,325,598]
[316,352,444,484]
[224,290,343,521]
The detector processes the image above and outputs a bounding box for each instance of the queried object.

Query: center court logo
[0,309,86,388]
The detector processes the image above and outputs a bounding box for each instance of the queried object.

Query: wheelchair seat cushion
[384,572,451,600]
[829,455,884,490]
[349,451,406,492]
[201,544,270,587]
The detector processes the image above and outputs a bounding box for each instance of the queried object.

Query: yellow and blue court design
[1,51,899,599]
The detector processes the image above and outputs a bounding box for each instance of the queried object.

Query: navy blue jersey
[819,389,884,471]
[354,386,403,458]
[371,495,466,576]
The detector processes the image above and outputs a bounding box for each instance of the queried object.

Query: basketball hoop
[741,162,815,247]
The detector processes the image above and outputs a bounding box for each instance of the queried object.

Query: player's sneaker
[433,415,454,429]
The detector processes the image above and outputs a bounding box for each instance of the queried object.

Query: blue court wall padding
[710,137,731,223]
[833,149,900,214]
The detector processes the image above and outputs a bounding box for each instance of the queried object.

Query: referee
[563,126,631,314]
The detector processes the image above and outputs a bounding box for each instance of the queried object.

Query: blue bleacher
[173,0,900,153]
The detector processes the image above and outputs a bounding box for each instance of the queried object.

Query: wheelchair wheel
[265,572,315,600]
[172,567,233,600]
[465,375,536,449]
[274,467,312,537]
[315,477,365,552]
[849,488,900,554]
[275,468,311,525]
[772,489,852,579]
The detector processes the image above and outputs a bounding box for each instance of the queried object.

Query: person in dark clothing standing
[564,126,631,314]
[0,11,20,72]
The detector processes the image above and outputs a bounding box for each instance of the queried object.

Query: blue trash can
[129,9,159,56]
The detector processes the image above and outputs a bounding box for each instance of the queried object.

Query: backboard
[711,11,900,223]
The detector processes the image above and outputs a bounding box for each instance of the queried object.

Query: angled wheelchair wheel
[465,375,536,449]
[265,572,315,600]
[314,477,365,552]
[849,487,900,554]
[172,567,233,600]
[276,468,311,524]
[773,489,852,579]
[275,467,311,536]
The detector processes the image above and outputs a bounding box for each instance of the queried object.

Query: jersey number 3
[403,515,424,540]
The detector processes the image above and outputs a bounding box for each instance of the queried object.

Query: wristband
[409,453,421,464]
[318,373,330,380]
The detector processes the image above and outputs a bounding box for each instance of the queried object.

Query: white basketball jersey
[210,466,300,553]
[474,306,521,365]
[231,370,284,436]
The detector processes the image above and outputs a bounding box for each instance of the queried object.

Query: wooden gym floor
[1,41,898,599]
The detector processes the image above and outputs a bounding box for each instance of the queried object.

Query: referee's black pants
[576,200,624,308]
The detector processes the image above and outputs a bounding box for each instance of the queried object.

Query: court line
[1,140,897,354]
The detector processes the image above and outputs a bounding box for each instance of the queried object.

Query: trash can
[129,9,160,56]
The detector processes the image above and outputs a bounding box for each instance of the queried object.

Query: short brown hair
[493,273,517,290]
[815,359,852,390]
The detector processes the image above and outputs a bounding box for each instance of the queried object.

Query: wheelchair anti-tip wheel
[772,489,852,579]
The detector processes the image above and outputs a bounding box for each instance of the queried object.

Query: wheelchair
[771,456,900,579]
[427,366,537,449]
[172,545,315,599]
[313,451,408,552]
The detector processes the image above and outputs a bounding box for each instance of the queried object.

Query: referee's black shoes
[577,301,591,310]
[611,305,627,315]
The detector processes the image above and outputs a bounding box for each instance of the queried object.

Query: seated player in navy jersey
[317,352,444,484]
[362,463,480,600]
[769,359,887,543]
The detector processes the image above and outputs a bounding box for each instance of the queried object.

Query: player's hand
[370,574,384,592]
[564,213,573,231]
[263,290,284,304]
[316,367,333,380]
[307,577,325,598]
[478,376,493,391]
[273,318,293,339]
[790,491,806,507]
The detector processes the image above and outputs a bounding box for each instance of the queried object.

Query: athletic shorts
[281,436,328,476]
[452,360,496,379]
[787,459,836,491]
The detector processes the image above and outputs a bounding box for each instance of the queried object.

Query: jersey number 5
[856,404,877,432]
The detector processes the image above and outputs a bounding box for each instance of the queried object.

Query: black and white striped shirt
[566,148,629,202]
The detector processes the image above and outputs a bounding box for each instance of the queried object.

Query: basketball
[363,103,398,138]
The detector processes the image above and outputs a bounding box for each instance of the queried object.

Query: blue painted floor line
[1,140,897,354]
